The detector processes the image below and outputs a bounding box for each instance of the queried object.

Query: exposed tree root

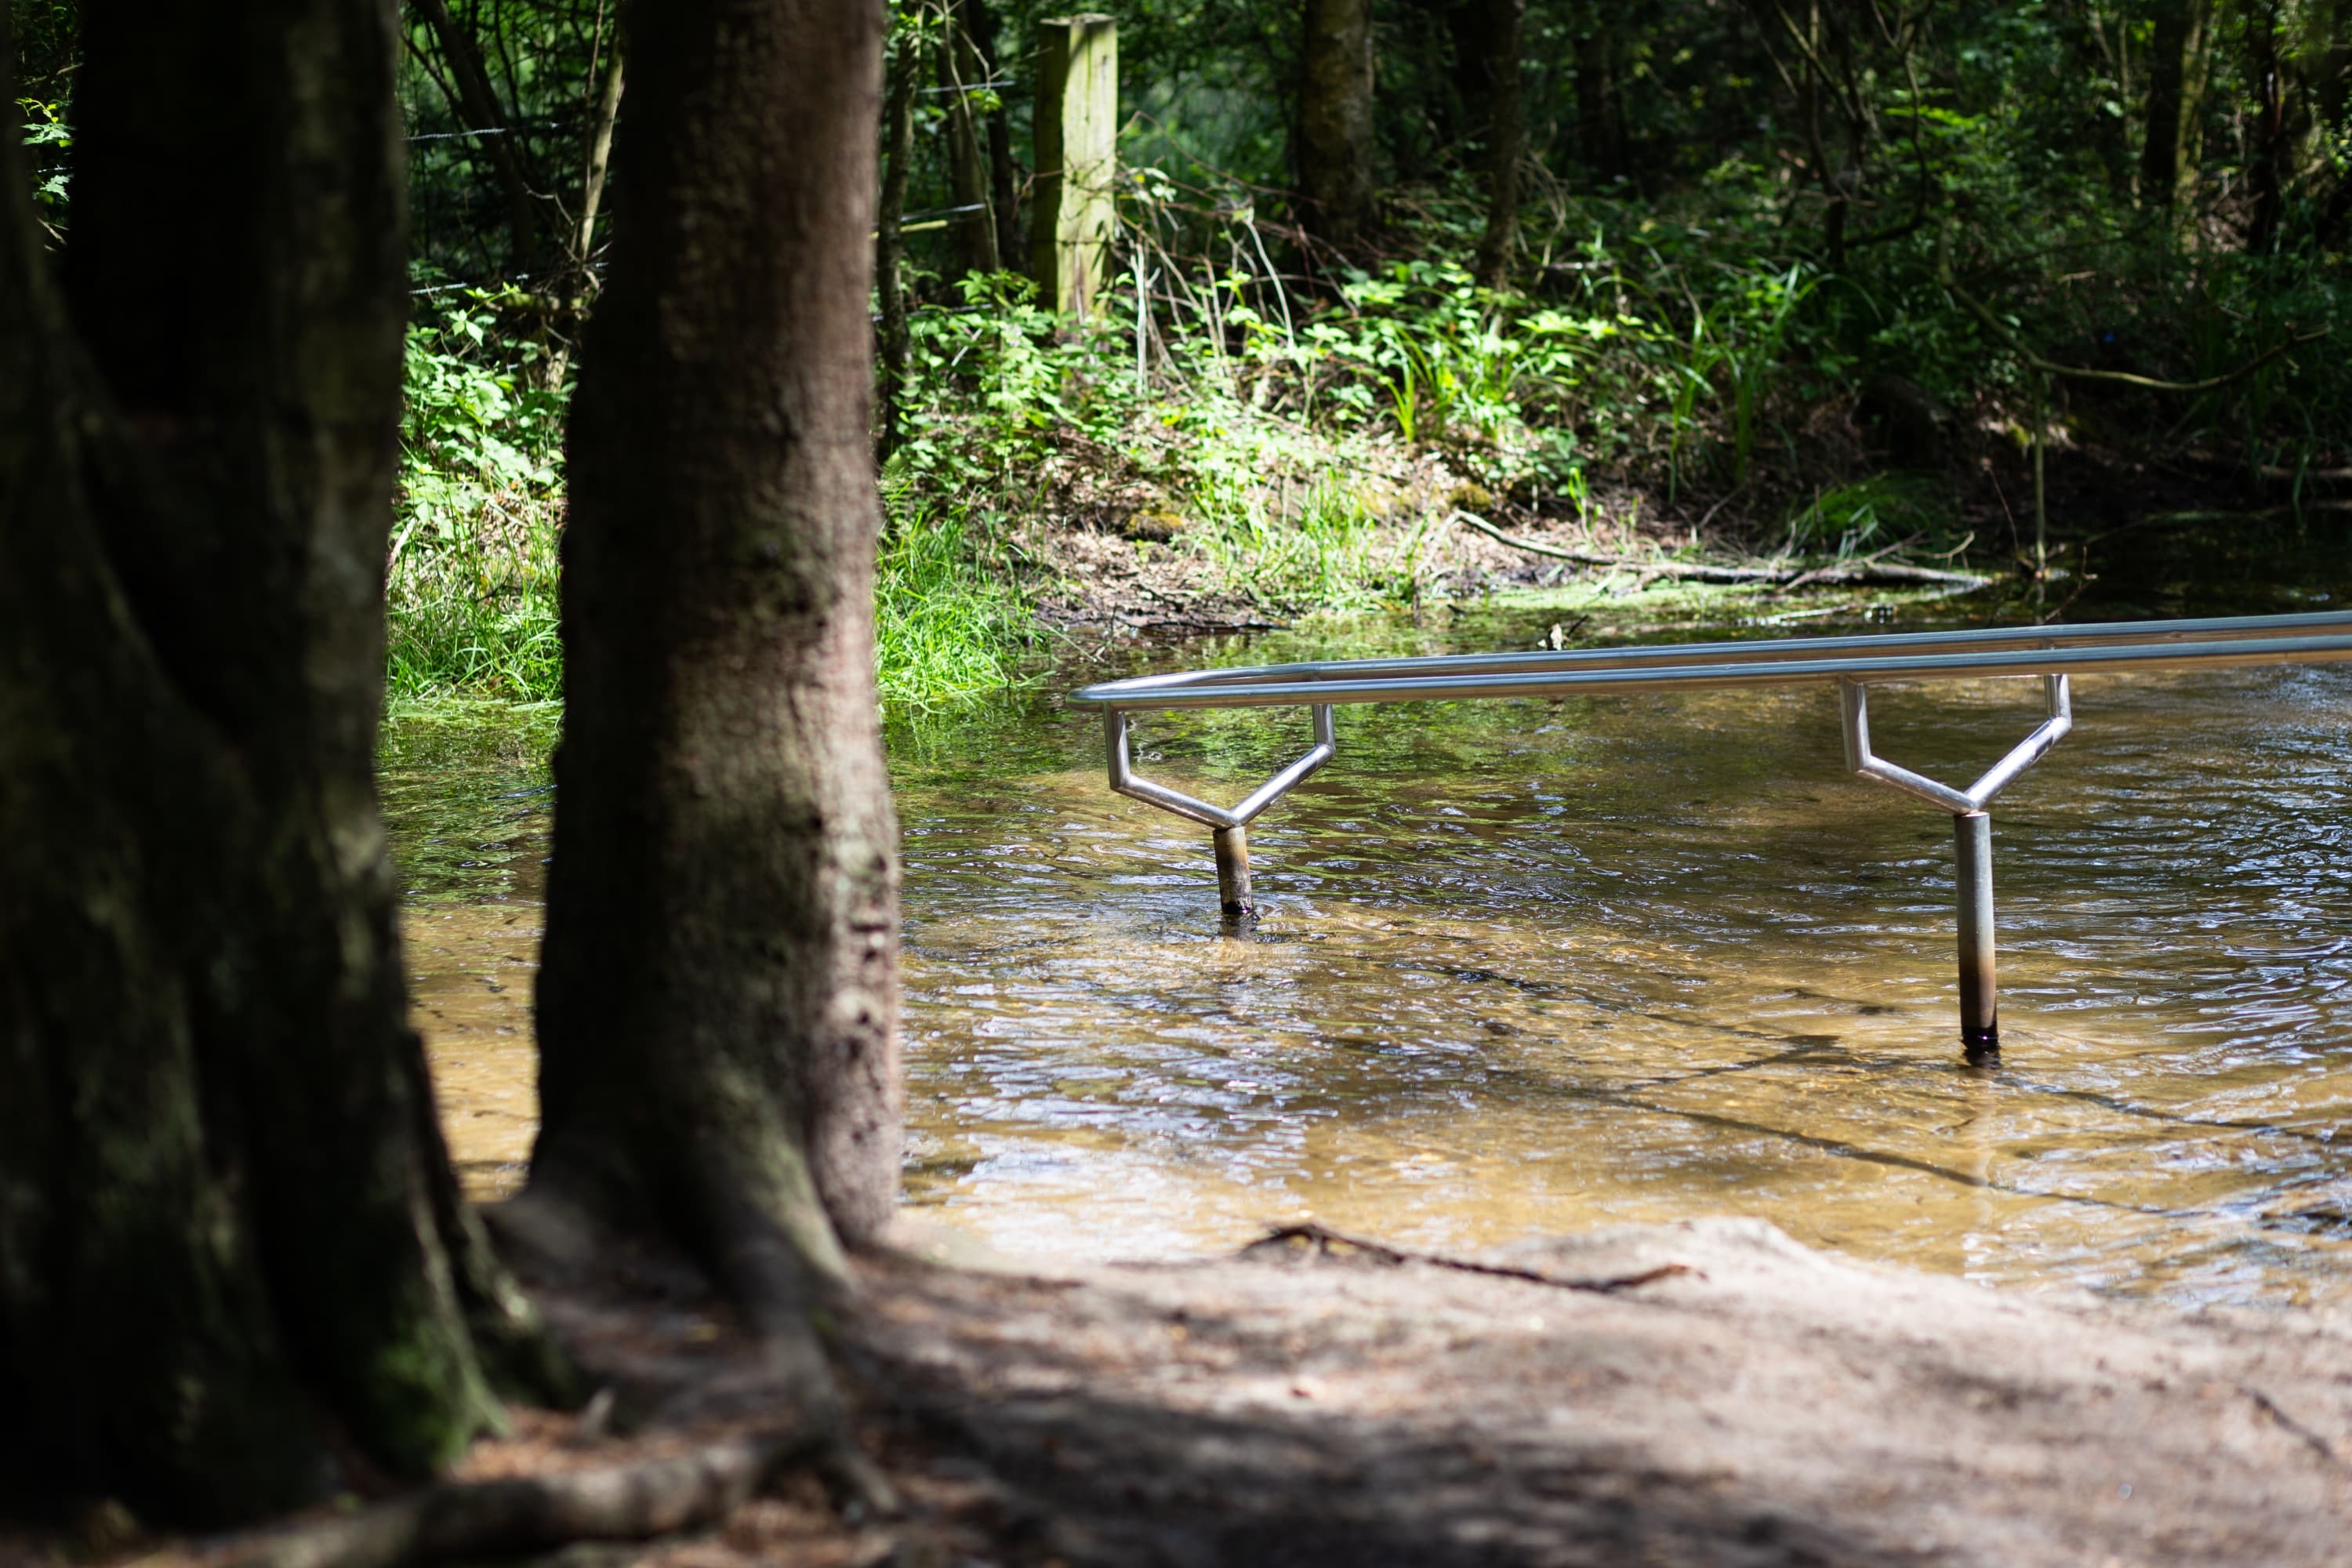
[1450,510,1994,590]
[211,1428,822,1568]
[1246,1220,1693,1293]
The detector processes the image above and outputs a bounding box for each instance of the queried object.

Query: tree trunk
[940,0,1001,277]
[412,0,544,277]
[574,33,627,282]
[1439,0,1488,158]
[1573,9,1624,184]
[0,0,561,1527]
[1471,0,1526,286]
[2245,0,2288,252]
[2140,0,2212,218]
[534,0,903,1322]
[1299,0,1377,249]
[958,0,1022,277]
[877,27,918,457]
[2311,0,2352,248]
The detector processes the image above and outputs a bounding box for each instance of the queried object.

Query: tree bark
[2140,0,2212,219]
[1299,0,1377,249]
[0,0,561,1526]
[940,0,1001,277]
[1470,0,1526,286]
[535,0,903,1319]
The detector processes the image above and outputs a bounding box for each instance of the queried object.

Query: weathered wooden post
[1030,14,1116,319]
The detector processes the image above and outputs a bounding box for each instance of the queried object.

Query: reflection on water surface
[386,606,2352,1312]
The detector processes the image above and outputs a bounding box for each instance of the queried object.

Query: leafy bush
[387,296,568,703]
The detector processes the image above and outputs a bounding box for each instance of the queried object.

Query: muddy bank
[1014,428,2352,637]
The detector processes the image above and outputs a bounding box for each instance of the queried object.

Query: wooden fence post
[1030,14,1116,319]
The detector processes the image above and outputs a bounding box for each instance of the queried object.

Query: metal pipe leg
[1955,811,1997,1058]
[1214,825,1253,924]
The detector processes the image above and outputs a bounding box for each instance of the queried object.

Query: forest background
[13,0,2347,708]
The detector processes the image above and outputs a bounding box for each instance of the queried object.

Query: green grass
[386,465,1043,710]
[386,497,563,704]
[873,486,1041,707]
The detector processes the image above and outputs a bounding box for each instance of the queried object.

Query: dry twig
[1248,1221,1693,1295]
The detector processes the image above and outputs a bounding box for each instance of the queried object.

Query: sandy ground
[843,1217,2352,1566]
[278,1213,2343,1568]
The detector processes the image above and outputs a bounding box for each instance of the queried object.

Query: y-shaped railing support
[1105,704,1337,923]
[1839,673,2072,1058]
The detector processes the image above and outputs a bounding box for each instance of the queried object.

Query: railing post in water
[1213,825,1252,923]
[1839,673,2069,1058]
[1954,811,1997,1059]
[1102,703,1335,932]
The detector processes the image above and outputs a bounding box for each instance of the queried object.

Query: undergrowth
[390,169,2349,707]
[390,293,1041,709]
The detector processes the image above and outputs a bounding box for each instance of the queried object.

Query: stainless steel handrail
[1075,628,2352,710]
[1075,610,2352,1058]
[1070,608,2352,706]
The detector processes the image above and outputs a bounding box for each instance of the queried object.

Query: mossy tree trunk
[0,0,561,1528]
[1299,0,1377,249]
[532,0,902,1325]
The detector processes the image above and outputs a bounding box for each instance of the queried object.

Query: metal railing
[1070,610,2352,1058]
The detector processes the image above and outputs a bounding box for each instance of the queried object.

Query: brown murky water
[389,615,2352,1313]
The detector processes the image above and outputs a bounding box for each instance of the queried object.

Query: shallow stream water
[388,539,2352,1314]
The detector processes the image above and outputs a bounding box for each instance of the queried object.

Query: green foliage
[1786,474,1957,556]
[390,292,1045,710]
[199,0,2352,706]
[387,296,568,704]
[16,96,68,223]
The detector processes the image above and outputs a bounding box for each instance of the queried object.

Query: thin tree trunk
[2245,0,2288,252]
[412,0,543,276]
[539,23,628,389]
[1472,0,1525,286]
[0,0,561,1525]
[535,0,903,1320]
[1299,0,1377,249]
[575,33,626,279]
[877,28,917,457]
[940,0,1000,277]
[2141,0,2212,220]
[960,0,1022,277]
[1573,9,1624,183]
[2313,0,2352,247]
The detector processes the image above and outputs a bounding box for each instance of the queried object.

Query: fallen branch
[1450,512,1991,590]
[1247,1221,1693,1295]
[211,1428,823,1568]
